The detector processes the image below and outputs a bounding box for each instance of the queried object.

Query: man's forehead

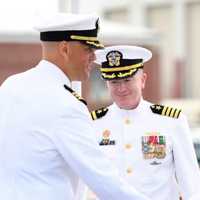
[108,76,134,83]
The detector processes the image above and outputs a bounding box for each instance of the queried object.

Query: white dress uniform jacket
[91,99,200,200]
[0,60,152,200]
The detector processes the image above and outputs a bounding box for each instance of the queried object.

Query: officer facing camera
[88,45,200,200]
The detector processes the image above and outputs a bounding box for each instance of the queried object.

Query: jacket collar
[37,59,71,87]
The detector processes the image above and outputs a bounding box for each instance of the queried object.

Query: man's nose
[90,50,96,62]
[118,82,127,92]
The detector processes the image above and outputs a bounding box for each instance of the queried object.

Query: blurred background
[0,0,199,164]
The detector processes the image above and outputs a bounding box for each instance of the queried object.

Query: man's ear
[58,41,69,58]
[142,72,147,89]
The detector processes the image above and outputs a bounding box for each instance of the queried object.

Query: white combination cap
[34,13,104,49]
[95,45,152,80]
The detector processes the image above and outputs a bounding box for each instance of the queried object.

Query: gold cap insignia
[106,50,122,67]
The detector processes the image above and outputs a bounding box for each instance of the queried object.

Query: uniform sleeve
[172,114,200,200]
[50,104,151,200]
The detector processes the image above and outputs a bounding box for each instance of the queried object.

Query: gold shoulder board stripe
[150,104,181,119]
[90,107,108,120]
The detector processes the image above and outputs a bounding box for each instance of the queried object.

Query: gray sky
[0,0,58,31]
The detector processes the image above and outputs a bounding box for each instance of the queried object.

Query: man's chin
[117,101,132,109]
[116,102,127,109]
[79,74,90,81]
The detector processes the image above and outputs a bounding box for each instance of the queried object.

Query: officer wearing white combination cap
[87,45,200,200]
[0,14,152,200]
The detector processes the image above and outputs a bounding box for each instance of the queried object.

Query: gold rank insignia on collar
[90,107,108,120]
[150,104,181,119]
[107,50,122,67]
[64,84,87,106]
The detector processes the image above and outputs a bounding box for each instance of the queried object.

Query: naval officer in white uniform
[0,14,151,200]
[88,45,200,200]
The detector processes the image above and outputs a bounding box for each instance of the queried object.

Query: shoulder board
[150,104,181,119]
[64,84,87,106]
[90,107,108,120]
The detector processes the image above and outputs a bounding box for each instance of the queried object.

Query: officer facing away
[0,14,151,200]
[88,45,200,200]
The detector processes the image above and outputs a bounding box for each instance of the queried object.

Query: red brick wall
[0,43,41,84]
